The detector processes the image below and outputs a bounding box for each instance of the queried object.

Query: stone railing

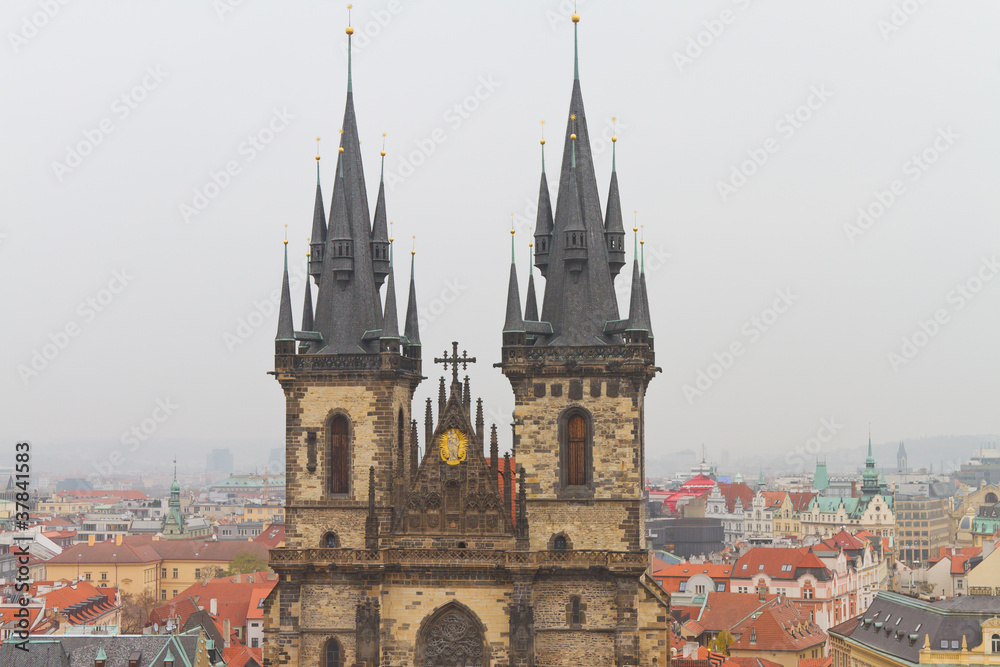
[968,586,997,596]
[499,344,655,369]
[270,548,648,570]
[275,352,421,374]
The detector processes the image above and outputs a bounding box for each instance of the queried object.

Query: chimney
[210,598,217,616]
[223,618,231,648]
[115,535,122,546]
[88,535,95,546]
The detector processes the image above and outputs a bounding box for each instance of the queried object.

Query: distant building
[209,474,285,500]
[160,465,212,541]
[896,495,950,567]
[646,517,724,558]
[0,629,219,665]
[955,446,1000,487]
[268,447,285,474]
[206,448,234,481]
[729,598,828,667]
[897,441,909,472]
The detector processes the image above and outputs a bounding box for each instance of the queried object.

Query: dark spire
[475,398,484,444]
[490,424,499,472]
[505,452,514,521]
[380,242,400,340]
[604,131,626,280]
[525,241,539,322]
[424,397,433,456]
[438,377,447,416]
[311,22,381,354]
[370,137,390,290]
[462,375,471,413]
[301,252,314,332]
[537,14,621,346]
[503,230,526,334]
[640,233,653,338]
[403,244,421,347]
[276,238,294,342]
[409,419,419,482]
[534,129,554,276]
[625,232,651,337]
[309,147,327,285]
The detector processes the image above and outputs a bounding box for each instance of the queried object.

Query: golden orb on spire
[346,25,354,34]
[612,135,617,143]
[570,134,577,140]
[338,146,345,153]
[572,13,580,23]
[346,3,354,33]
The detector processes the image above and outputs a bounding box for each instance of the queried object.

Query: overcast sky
[2,1,999,477]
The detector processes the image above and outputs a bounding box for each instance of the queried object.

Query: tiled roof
[798,657,832,667]
[761,491,786,507]
[732,547,832,581]
[697,593,778,633]
[788,492,816,512]
[731,600,827,652]
[168,572,277,631]
[149,596,200,629]
[651,562,733,592]
[32,581,118,625]
[246,588,269,620]
[224,646,263,667]
[46,540,160,565]
[717,483,755,514]
[55,490,149,500]
[253,523,285,548]
[721,658,784,667]
[821,529,867,552]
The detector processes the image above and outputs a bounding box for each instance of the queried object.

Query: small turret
[534,127,554,277]
[275,233,295,355]
[503,229,527,345]
[604,128,626,280]
[379,241,400,352]
[370,137,391,289]
[327,151,354,285]
[403,240,421,357]
[309,146,327,285]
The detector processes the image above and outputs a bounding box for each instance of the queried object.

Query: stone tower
[262,11,669,667]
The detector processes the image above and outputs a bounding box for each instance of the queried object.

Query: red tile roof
[717,483,755,514]
[732,547,831,581]
[149,596,201,629]
[721,658,784,667]
[788,492,817,512]
[697,593,779,633]
[253,523,285,549]
[651,562,734,593]
[223,646,263,667]
[46,540,161,564]
[731,600,827,653]
[821,529,867,552]
[761,491,786,508]
[799,658,833,667]
[167,572,277,631]
[56,490,149,500]
[33,581,117,624]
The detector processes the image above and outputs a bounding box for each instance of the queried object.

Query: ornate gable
[395,344,513,540]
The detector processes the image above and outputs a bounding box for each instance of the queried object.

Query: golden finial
[570,114,577,141]
[306,237,311,258]
[389,221,394,243]
[572,0,580,23]
[633,210,638,234]
[283,224,289,245]
[346,4,354,34]
[612,117,617,143]
[510,213,516,235]
[411,235,416,256]
[640,225,645,246]
[529,227,534,249]
[540,120,546,146]
[316,137,321,160]
[381,132,387,157]
[339,146,344,154]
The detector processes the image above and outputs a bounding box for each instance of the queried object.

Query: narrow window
[325,639,341,667]
[992,634,1000,653]
[324,532,339,548]
[571,597,582,625]
[567,414,586,486]
[554,535,568,551]
[329,415,349,494]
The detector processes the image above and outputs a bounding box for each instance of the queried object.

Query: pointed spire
[490,424,499,472]
[310,141,327,285]
[276,232,295,341]
[475,398,484,443]
[503,227,526,334]
[572,8,580,80]
[403,238,421,346]
[371,134,390,289]
[533,128,554,276]
[346,6,354,94]
[301,250,314,332]
[409,418,419,482]
[438,377,447,415]
[380,239,400,339]
[365,465,378,549]
[424,397,434,455]
[524,268,540,322]
[463,375,471,412]
[639,229,653,338]
[604,128,625,280]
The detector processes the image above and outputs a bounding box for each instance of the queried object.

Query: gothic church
[263,11,670,667]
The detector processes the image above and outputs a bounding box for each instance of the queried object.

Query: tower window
[554,535,568,551]
[325,638,342,667]
[329,415,349,495]
[567,414,586,486]
[323,532,339,548]
[571,596,582,625]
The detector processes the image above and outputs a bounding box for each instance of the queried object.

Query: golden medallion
[438,428,468,465]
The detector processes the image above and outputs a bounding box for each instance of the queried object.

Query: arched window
[992,633,1000,653]
[554,535,568,551]
[986,492,998,504]
[571,596,582,625]
[325,638,341,667]
[323,532,339,548]
[567,414,587,486]
[329,415,349,495]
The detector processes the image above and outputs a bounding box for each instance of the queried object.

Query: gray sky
[3,1,999,477]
